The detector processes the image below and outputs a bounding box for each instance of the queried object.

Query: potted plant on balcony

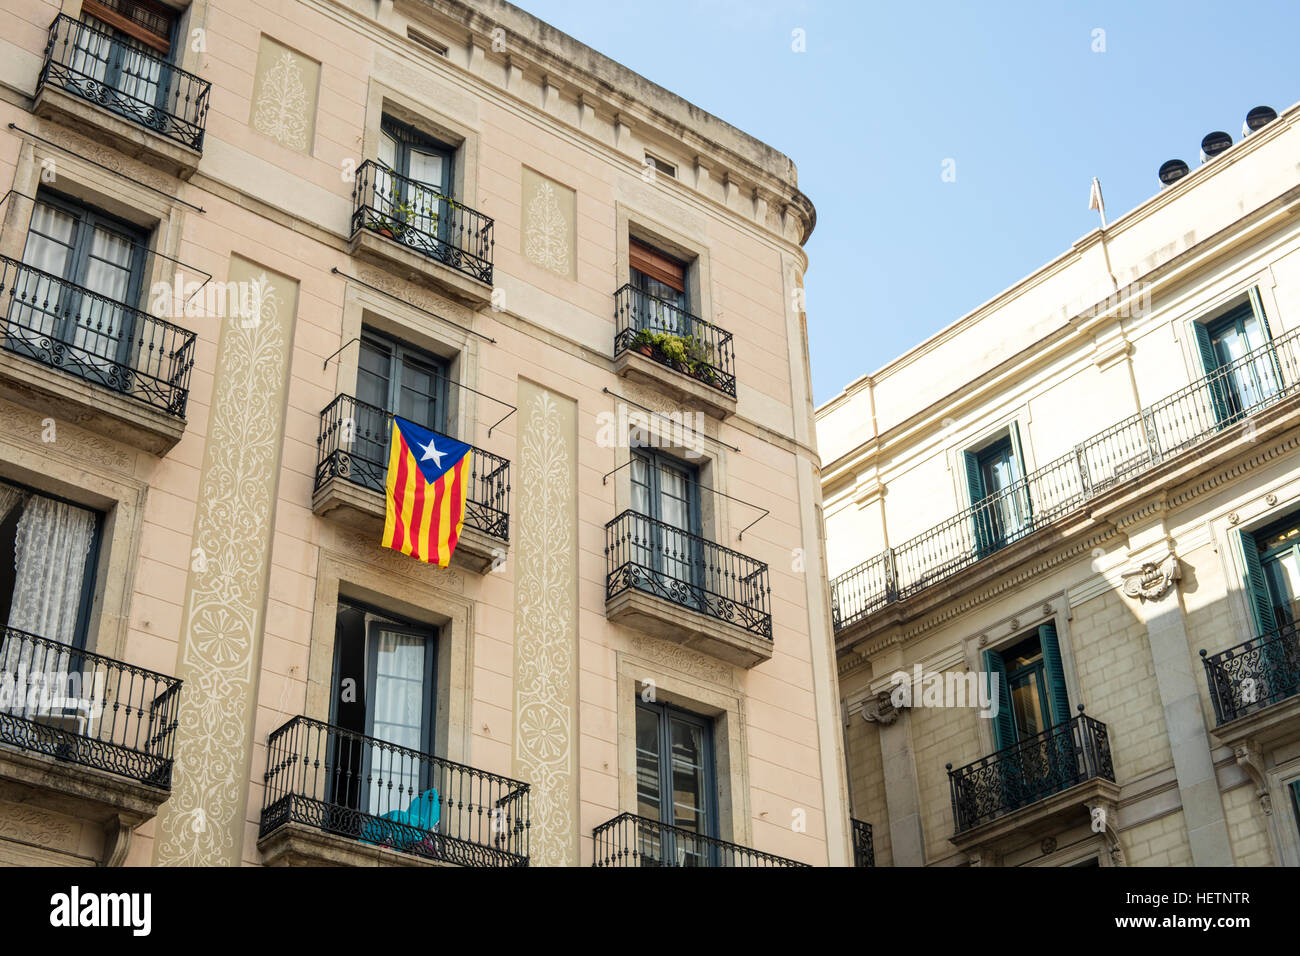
[630,328,657,357]
[369,182,416,240]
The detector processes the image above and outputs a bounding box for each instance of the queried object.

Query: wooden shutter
[81,0,175,54]
[1194,321,1231,424]
[964,450,993,555]
[982,648,1015,751]
[1038,621,1071,727]
[1239,529,1278,635]
[629,239,685,292]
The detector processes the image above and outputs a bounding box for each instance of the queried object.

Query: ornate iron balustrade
[832,327,1300,632]
[0,626,182,788]
[315,393,510,541]
[1201,625,1300,724]
[851,817,875,867]
[351,160,494,284]
[38,14,210,151]
[613,284,737,397]
[0,254,196,417]
[261,715,530,867]
[605,509,771,639]
[592,812,809,867]
[947,712,1114,834]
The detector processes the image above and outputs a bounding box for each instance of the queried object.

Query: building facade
[820,101,1300,866]
[0,0,850,867]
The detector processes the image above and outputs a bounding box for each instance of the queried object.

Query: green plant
[632,330,716,380]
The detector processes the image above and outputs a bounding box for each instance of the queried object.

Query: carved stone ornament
[861,689,903,726]
[1120,552,1181,601]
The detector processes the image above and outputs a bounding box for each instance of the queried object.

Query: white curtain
[8,494,95,645]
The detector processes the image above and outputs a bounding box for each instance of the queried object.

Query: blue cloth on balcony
[360,788,441,849]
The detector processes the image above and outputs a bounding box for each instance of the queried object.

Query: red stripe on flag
[429,463,446,562]
[446,457,464,555]
[409,461,426,560]
[389,443,409,552]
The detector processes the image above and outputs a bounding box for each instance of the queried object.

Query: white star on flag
[419,438,445,468]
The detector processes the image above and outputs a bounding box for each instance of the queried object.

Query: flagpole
[1090,176,1119,291]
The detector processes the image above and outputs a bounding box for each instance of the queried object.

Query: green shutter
[983,648,1015,750]
[1194,321,1231,424]
[1240,530,1278,635]
[1008,422,1034,531]
[964,450,992,555]
[1039,621,1071,727]
[1291,780,1300,841]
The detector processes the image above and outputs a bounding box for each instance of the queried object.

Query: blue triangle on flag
[394,417,472,484]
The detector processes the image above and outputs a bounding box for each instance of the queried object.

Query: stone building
[820,101,1300,866]
[0,0,848,866]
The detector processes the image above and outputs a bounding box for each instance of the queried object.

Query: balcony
[604,510,772,668]
[1201,625,1300,748]
[0,255,195,453]
[258,716,529,867]
[34,15,209,178]
[832,327,1300,634]
[612,285,737,419]
[947,713,1117,854]
[312,394,510,572]
[852,817,875,867]
[0,626,182,864]
[591,812,808,867]
[348,160,494,305]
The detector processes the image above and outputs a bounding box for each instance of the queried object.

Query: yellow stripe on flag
[381,421,403,548]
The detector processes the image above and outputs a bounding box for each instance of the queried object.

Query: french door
[629,449,702,608]
[71,10,177,130]
[635,701,717,866]
[353,329,450,490]
[377,116,455,251]
[13,195,146,384]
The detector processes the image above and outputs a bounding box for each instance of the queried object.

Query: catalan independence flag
[382,416,473,566]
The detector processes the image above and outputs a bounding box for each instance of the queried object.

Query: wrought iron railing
[613,284,737,397]
[0,626,182,788]
[351,160,493,284]
[947,712,1114,834]
[260,715,530,867]
[1201,625,1300,724]
[592,812,808,867]
[315,394,510,541]
[0,254,196,417]
[605,509,771,639]
[832,328,1300,631]
[37,14,210,151]
[851,817,875,867]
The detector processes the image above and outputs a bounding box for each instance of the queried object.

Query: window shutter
[1039,621,1071,726]
[1008,422,1033,530]
[964,450,992,555]
[1291,779,1300,840]
[1248,287,1273,340]
[983,648,1015,750]
[630,240,686,292]
[81,0,175,54]
[1239,529,1278,636]
[1194,321,1231,424]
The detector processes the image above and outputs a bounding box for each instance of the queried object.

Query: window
[983,622,1070,751]
[0,477,101,650]
[629,447,701,594]
[629,238,690,336]
[1194,297,1280,422]
[635,699,717,865]
[1243,518,1300,631]
[329,599,438,819]
[407,28,448,57]
[963,427,1030,554]
[13,191,148,379]
[353,327,450,491]
[644,153,676,179]
[73,0,179,119]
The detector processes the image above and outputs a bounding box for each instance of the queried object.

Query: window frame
[379,114,455,198]
[0,475,104,652]
[635,698,719,852]
[357,326,452,434]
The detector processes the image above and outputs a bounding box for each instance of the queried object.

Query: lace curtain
[8,493,96,645]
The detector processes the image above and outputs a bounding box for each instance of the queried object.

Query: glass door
[1210,306,1279,416]
[635,701,716,866]
[976,437,1030,546]
[378,118,454,254]
[629,450,702,609]
[363,622,433,818]
[73,13,174,127]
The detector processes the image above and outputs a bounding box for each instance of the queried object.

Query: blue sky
[522,0,1300,405]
